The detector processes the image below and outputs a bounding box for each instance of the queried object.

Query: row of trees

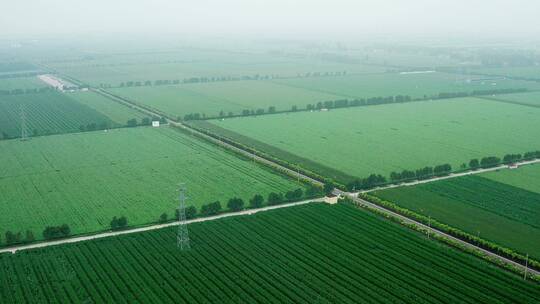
[3,230,35,245]
[389,163,452,183]
[43,224,71,240]
[157,186,324,222]
[115,71,350,89]
[469,151,540,169]
[0,87,57,96]
[77,116,166,133]
[181,86,529,122]
[117,74,282,89]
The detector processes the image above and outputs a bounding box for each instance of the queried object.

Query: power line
[177,183,190,250]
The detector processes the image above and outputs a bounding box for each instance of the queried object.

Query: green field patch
[374,174,540,259]
[0,127,306,239]
[481,91,540,108]
[2,203,538,303]
[110,80,345,119]
[481,163,540,194]
[207,97,540,183]
[0,76,47,91]
[272,72,540,99]
[0,91,114,139]
[66,91,146,124]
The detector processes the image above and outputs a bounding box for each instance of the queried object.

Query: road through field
[360,159,540,194]
[91,88,540,277]
[7,84,536,278]
[0,198,320,254]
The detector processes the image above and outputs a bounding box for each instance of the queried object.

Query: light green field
[0,127,306,239]
[272,72,540,99]
[482,91,540,107]
[0,76,47,91]
[203,97,540,182]
[481,163,540,193]
[0,91,145,138]
[469,66,540,80]
[50,49,384,86]
[373,165,540,259]
[110,80,345,119]
[66,91,146,124]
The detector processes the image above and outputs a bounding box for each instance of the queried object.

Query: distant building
[152,121,160,127]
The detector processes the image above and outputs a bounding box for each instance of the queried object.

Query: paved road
[0,198,320,254]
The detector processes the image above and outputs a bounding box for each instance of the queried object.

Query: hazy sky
[2,0,540,38]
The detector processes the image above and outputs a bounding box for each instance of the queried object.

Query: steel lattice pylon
[20,104,28,141]
[177,183,190,250]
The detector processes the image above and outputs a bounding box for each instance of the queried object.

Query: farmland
[0,76,48,91]
[373,164,540,259]
[200,97,540,183]
[0,127,307,239]
[271,72,540,99]
[481,91,540,107]
[110,80,345,119]
[47,49,385,87]
[2,203,539,303]
[0,92,113,139]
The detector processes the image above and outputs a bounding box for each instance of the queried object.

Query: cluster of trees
[43,224,71,240]
[389,163,452,182]
[110,216,128,230]
[0,87,56,96]
[3,230,34,245]
[346,174,387,191]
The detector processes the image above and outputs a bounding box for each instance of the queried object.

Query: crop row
[1,203,539,303]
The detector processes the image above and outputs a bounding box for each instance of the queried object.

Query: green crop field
[373,165,540,259]
[271,72,540,99]
[0,127,306,240]
[481,163,540,195]
[66,91,146,124]
[110,80,345,119]
[2,203,538,303]
[0,91,145,139]
[48,49,385,87]
[468,66,540,80]
[481,91,540,108]
[0,92,113,139]
[0,77,47,91]
[199,97,540,183]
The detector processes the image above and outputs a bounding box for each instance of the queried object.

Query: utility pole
[20,104,28,141]
[177,183,190,250]
[427,216,431,239]
[524,254,529,280]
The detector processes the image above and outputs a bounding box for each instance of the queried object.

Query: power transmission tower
[177,183,190,250]
[20,104,28,141]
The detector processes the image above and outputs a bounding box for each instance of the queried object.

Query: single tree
[249,194,264,208]
[227,197,245,212]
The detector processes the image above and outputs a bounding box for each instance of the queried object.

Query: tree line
[0,87,57,96]
[111,71,350,89]
[343,150,540,192]
[180,87,527,122]
[156,186,324,223]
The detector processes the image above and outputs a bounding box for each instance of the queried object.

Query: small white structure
[152,121,160,127]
